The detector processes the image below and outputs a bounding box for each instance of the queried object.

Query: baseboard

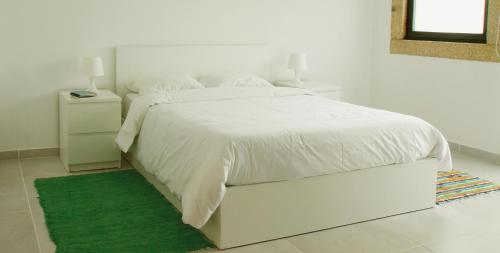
[449,142,500,164]
[0,148,59,160]
[0,150,19,160]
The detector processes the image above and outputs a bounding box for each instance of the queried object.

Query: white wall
[4,0,497,155]
[0,0,373,152]
[371,0,500,154]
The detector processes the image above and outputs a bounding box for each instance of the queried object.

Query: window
[390,0,498,62]
[406,0,488,43]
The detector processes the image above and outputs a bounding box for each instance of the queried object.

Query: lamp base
[87,78,99,94]
[292,70,304,84]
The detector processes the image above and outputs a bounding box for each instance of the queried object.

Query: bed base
[125,151,437,249]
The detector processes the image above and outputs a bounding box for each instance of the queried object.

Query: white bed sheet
[116,87,452,229]
[123,93,139,116]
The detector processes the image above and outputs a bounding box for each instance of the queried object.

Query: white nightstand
[59,90,122,172]
[274,80,342,101]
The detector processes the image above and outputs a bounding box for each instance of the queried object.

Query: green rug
[35,170,214,253]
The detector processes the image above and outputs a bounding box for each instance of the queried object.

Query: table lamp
[83,57,104,94]
[287,53,308,84]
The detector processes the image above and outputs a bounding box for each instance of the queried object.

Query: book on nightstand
[70,90,97,98]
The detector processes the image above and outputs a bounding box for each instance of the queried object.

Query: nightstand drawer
[67,102,121,133]
[68,133,120,164]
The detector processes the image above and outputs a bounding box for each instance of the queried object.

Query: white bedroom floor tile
[0,159,25,195]
[0,192,29,214]
[288,221,418,253]
[0,176,26,196]
[21,157,69,198]
[0,211,39,253]
[23,177,41,198]
[28,195,43,211]
[216,239,304,253]
[2,152,500,253]
[393,246,436,253]
[364,206,483,246]
[0,159,21,177]
[425,233,500,253]
[445,192,500,218]
[21,156,68,178]
[452,152,500,178]
[32,209,56,253]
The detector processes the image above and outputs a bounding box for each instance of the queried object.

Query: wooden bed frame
[116,45,438,249]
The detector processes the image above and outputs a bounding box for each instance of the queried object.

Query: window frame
[405,0,489,44]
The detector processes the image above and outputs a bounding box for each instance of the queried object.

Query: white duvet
[116,87,452,229]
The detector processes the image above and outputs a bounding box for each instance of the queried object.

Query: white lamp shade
[287,53,308,71]
[83,57,104,77]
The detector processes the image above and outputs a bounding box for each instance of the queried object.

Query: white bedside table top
[273,80,341,92]
[60,89,122,104]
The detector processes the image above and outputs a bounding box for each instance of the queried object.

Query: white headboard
[115,45,273,98]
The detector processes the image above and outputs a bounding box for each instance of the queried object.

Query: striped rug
[437,170,500,204]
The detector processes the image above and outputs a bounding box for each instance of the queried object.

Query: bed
[116,45,452,249]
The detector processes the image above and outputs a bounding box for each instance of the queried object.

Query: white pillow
[198,74,273,88]
[126,78,158,93]
[127,76,205,95]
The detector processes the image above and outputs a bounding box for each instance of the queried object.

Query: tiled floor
[1,152,499,253]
